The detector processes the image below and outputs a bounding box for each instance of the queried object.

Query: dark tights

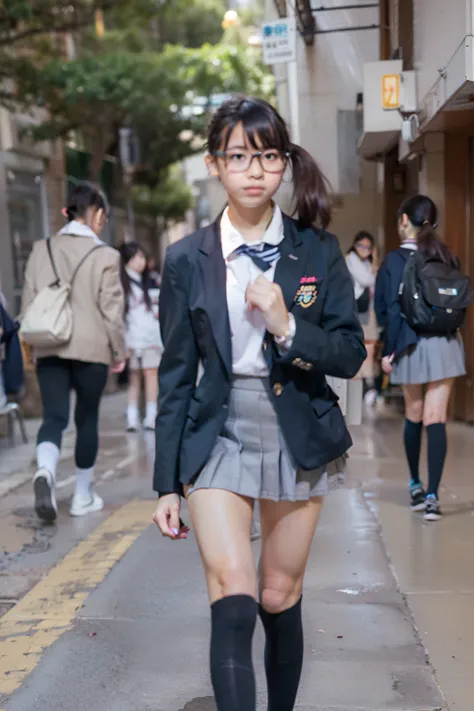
[210,594,304,711]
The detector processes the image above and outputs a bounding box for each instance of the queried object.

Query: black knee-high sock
[259,597,303,711]
[426,423,447,498]
[210,595,257,711]
[404,419,423,486]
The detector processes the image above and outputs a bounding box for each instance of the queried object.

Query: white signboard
[262,17,296,65]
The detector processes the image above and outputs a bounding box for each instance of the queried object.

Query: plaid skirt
[188,376,347,502]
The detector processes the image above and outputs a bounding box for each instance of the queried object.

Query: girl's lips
[244,187,265,195]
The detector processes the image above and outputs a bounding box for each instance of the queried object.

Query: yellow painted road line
[0,499,152,697]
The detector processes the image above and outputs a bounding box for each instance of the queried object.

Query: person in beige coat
[21,182,126,523]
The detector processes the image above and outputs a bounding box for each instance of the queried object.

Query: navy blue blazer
[0,303,24,395]
[154,215,366,496]
[374,247,419,359]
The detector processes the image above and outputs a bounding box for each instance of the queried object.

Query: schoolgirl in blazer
[155,215,365,496]
[152,96,366,711]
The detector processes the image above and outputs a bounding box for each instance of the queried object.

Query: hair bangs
[231,103,287,152]
[211,97,289,153]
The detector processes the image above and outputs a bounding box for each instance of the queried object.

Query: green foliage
[132,168,194,222]
[4,0,275,204]
[152,0,227,49]
[0,0,153,46]
[17,43,274,181]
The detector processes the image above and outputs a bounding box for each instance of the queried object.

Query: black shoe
[424,496,442,521]
[410,486,426,511]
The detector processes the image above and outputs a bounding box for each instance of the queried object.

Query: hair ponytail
[290,144,331,229]
[398,194,458,268]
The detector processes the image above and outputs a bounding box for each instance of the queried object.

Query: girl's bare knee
[260,574,301,614]
[210,563,255,599]
[406,401,424,422]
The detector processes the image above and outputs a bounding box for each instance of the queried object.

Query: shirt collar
[58,220,102,242]
[401,241,418,250]
[220,205,284,261]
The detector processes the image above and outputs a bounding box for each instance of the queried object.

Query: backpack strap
[46,239,61,287]
[70,244,106,289]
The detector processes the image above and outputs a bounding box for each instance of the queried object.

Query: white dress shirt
[221,205,287,377]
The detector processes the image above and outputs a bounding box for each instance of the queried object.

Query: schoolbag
[20,238,105,348]
[399,250,472,335]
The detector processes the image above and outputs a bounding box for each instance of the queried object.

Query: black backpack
[399,251,473,335]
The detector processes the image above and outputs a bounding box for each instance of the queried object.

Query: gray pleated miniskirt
[187,377,347,502]
[390,334,466,385]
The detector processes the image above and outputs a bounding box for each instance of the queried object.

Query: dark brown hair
[65,181,109,221]
[207,96,331,229]
[398,195,459,268]
[119,241,152,316]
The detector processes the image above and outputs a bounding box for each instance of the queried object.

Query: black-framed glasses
[211,149,290,174]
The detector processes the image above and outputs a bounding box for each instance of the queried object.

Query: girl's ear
[205,153,219,178]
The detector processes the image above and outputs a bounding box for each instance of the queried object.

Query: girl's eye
[228,153,246,162]
[263,151,279,161]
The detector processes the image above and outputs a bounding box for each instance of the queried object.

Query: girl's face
[205,122,286,210]
[128,250,147,274]
[355,238,373,260]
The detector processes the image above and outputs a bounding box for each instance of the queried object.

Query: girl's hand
[152,494,189,540]
[111,360,126,374]
[245,275,290,338]
[381,354,394,374]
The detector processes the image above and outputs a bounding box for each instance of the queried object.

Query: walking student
[119,242,163,432]
[375,194,469,521]
[346,230,380,405]
[345,230,377,324]
[21,182,126,522]
[152,96,366,711]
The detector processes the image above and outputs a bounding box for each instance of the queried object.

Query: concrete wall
[264,0,381,244]
[289,3,379,190]
[413,0,469,102]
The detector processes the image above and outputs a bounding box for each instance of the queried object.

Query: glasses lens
[260,151,286,173]
[225,150,286,173]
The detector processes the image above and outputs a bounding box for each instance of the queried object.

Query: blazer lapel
[198,221,233,378]
[273,216,310,311]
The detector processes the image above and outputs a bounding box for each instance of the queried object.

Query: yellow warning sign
[382,73,400,109]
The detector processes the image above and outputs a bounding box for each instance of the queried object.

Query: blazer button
[273,382,283,397]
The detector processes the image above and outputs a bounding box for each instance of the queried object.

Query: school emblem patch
[295,283,318,308]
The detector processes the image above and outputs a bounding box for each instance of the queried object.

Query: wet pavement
[0,392,472,710]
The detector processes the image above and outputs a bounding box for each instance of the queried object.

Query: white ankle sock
[36,442,60,482]
[127,404,139,425]
[145,401,157,422]
[75,466,94,499]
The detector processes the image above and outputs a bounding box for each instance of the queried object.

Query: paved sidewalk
[350,404,474,711]
[1,487,445,711]
[0,395,473,709]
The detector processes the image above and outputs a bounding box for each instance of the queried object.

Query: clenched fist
[245,275,290,338]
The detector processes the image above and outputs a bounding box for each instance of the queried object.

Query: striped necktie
[232,243,281,272]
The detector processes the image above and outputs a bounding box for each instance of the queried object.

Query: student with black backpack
[375,195,471,521]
